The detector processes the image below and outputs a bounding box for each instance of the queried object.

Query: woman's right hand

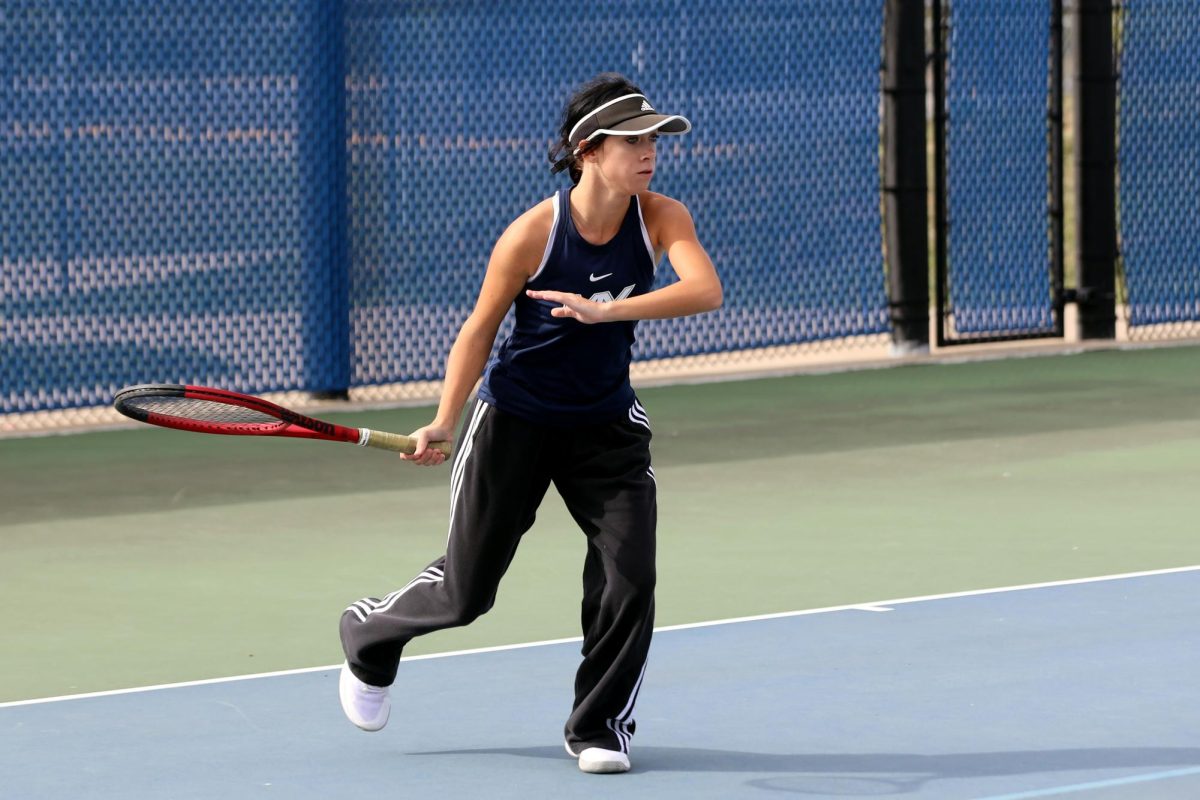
[401,423,454,466]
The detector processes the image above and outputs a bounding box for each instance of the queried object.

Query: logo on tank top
[589,284,636,304]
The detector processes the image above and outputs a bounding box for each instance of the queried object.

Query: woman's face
[587,133,659,193]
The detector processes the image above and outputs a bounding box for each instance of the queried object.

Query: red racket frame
[113,384,365,444]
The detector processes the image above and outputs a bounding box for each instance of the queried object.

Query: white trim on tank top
[634,195,658,274]
[528,192,561,284]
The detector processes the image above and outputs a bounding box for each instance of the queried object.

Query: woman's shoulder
[492,194,558,272]
[637,191,693,234]
[506,195,557,240]
[638,190,690,219]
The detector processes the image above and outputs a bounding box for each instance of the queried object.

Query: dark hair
[549,73,644,185]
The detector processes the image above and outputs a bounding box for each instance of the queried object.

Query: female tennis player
[339,73,722,774]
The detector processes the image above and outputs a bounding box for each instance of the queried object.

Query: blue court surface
[4,568,1199,800]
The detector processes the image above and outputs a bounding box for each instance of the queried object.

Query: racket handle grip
[360,428,453,456]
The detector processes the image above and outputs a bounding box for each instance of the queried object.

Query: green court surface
[2,345,1199,704]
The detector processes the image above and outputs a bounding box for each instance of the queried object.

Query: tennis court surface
[4,345,1200,798]
[4,568,1199,799]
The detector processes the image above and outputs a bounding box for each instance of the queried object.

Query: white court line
[2,563,1197,710]
[977,765,1200,799]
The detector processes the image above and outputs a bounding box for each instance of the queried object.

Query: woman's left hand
[525,289,610,324]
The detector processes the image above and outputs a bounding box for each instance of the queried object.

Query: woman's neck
[570,176,631,245]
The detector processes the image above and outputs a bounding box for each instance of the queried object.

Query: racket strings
[123,395,279,425]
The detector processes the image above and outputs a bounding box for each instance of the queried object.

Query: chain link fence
[1117,0,1200,340]
[2,0,890,430]
[3,1,1198,435]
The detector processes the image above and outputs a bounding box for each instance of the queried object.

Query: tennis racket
[113,384,452,456]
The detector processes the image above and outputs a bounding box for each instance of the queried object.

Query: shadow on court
[409,744,1200,774]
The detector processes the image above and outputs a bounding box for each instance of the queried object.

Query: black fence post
[882,0,930,353]
[1050,0,1066,334]
[931,0,949,348]
[1074,0,1118,339]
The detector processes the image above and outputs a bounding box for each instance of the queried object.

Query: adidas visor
[568,93,691,151]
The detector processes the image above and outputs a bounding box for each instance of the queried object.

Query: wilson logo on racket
[112,384,451,456]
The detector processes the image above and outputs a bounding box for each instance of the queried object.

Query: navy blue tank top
[478,186,656,426]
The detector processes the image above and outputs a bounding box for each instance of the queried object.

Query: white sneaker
[576,746,631,774]
[338,662,390,731]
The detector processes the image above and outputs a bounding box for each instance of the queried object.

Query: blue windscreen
[344,0,889,386]
[944,0,1055,336]
[2,1,350,412]
[1118,0,1200,330]
[3,1,888,413]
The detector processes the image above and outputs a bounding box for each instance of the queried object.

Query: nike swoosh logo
[589,272,613,282]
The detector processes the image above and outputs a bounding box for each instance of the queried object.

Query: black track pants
[340,398,657,754]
